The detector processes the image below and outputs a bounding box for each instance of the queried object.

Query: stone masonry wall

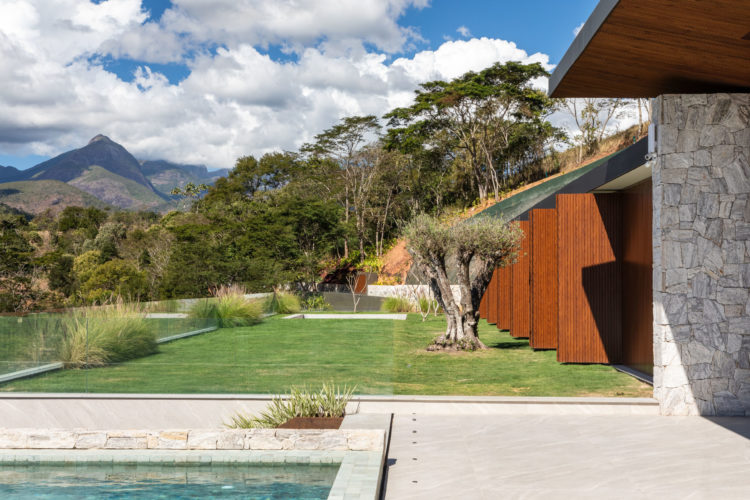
[653,93,750,416]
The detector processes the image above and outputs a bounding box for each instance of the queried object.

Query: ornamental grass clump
[265,291,301,314]
[225,382,355,429]
[381,296,414,313]
[189,285,263,328]
[60,298,157,368]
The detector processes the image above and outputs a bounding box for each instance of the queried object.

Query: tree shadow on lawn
[485,341,527,350]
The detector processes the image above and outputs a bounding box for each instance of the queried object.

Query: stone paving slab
[384,414,750,499]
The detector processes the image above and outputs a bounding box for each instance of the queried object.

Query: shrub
[418,297,441,314]
[301,294,331,311]
[60,299,157,368]
[265,292,301,314]
[189,285,262,328]
[226,382,355,429]
[381,296,413,313]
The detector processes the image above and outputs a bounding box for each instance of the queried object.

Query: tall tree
[386,61,557,201]
[302,115,381,260]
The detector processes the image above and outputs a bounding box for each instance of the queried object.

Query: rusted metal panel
[530,209,558,350]
[510,220,532,338]
[497,266,512,331]
[621,179,653,375]
[557,193,622,363]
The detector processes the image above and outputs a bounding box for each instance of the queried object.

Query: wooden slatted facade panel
[479,280,488,319]
[497,266,512,331]
[557,194,622,363]
[530,209,558,350]
[510,220,532,338]
[486,270,498,325]
[621,180,653,375]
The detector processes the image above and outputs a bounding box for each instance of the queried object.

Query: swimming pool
[0,463,339,499]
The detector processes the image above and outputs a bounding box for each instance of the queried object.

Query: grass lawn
[0,315,652,397]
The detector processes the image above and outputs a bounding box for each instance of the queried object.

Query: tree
[403,214,522,350]
[302,115,381,260]
[386,61,558,201]
[80,259,149,303]
[562,98,627,161]
[0,214,36,312]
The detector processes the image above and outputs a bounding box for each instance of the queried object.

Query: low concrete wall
[0,394,658,429]
[367,285,462,303]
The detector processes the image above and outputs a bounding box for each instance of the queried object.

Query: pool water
[0,463,339,499]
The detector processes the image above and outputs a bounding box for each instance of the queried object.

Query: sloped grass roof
[473,149,624,222]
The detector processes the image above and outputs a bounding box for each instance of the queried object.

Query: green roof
[473,149,623,221]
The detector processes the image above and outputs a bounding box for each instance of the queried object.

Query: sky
[0,0,602,170]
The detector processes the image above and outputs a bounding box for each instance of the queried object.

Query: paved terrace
[384,412,750,499]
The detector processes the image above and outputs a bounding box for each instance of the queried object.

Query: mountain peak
[88,134,114,145]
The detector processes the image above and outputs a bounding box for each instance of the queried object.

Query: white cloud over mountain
[0,0,558,168]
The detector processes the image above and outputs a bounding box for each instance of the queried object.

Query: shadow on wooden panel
[557,193,621,364]
[486,270,498,325]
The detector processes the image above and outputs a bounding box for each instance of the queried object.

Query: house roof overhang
[549,0,750,98]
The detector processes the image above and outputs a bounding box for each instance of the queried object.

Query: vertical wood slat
[497,265,512,331]
[557,193,622,363]
[510,220,532,338]
[530,209,558,350]
[621,179,654,375]
[479,272,489,319]
[486,270,498,325]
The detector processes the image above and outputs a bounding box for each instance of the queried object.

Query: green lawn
[0,315,652,397]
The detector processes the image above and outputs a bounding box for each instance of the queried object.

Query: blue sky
[0,0,600,170]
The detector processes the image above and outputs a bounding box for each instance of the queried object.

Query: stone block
[27,431,76,449]
[684,341,715,365]
[156,431,188,450]
[727,334,743,354]
[659,125,679,154]
[187,431,220,450]
[217,431,245,450]
[705,219,723,245]
[713,391,745,416]
[246,429,283,450]
[711,144,736,167]
[696,192,719,218]
[0,430,28,449]
[694,148,711,166]
[700,125,732,147]
[662,364,689,388]
[680,184,700,204]
[702,299,726,324]
[75,432,107,449]
[687,363,712,380]
[106,437,148,449]
[317,431,348,451]
[661,207,679,227]
[345,431,384,451]
[677,129,700,152]
[723,161,750,195]
[688,168,711,187]
[678,204,696,222]
[663,184,682,206]
[717,286,748,305]
[711,351,736,379]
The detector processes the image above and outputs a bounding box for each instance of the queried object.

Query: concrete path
[383,413,750,499]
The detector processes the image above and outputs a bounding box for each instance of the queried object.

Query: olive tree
[404,214,522,350]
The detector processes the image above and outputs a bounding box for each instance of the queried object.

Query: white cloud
[573,22,585,37]
[456,25,471,38]
[0,0,590,169]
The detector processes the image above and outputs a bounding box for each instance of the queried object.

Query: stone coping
[0,428,385,452]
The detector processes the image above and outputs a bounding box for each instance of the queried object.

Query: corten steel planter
[277,417,344,429]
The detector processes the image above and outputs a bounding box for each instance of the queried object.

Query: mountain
[0,180,110,215]
[22,135,154,188]
[0,165,22,182]
[3,135,230,213]
[140,160,229,196]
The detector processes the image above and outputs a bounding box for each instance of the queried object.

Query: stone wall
[653,93,750,416]
[0,428,385,451]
